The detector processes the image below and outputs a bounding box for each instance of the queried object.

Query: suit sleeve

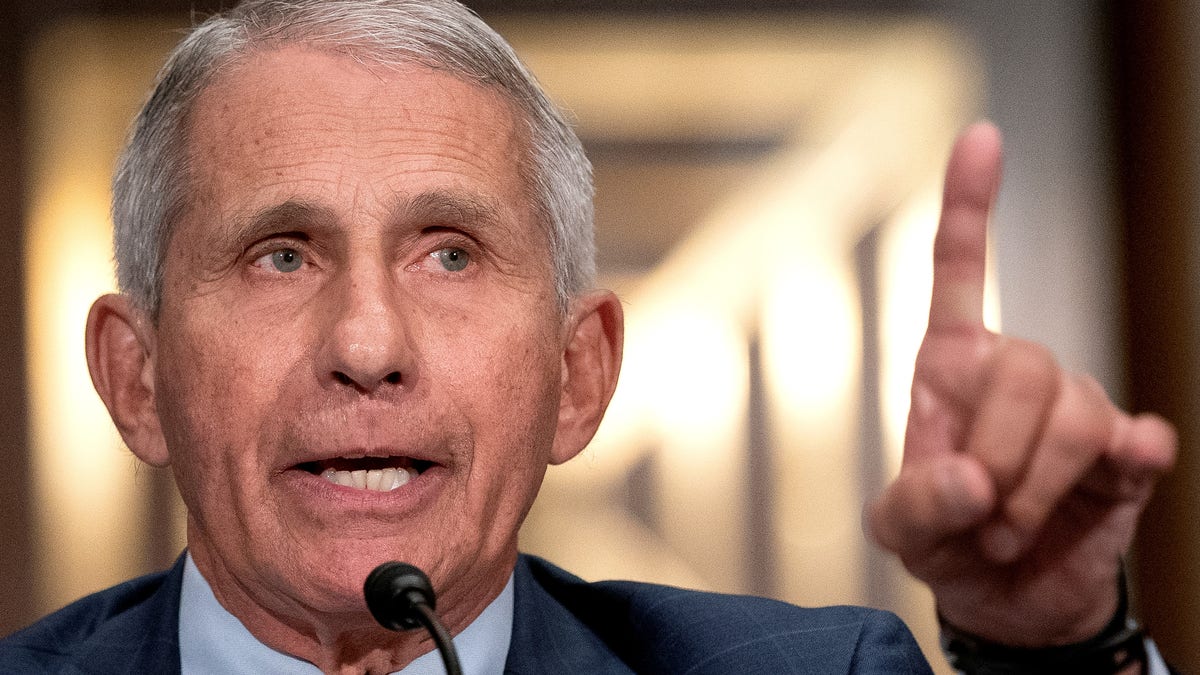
[848,610,935,675]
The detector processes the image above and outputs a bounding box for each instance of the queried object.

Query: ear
[550,289,624,465]
[85,293,170,467]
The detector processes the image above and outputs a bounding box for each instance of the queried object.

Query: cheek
[153,313,300,471]
[446,319,564,467]
[445,329,562,550]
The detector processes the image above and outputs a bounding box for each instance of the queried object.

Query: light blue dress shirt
[179,555,513,674]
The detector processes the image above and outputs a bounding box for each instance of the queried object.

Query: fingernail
[981,523,1022,563]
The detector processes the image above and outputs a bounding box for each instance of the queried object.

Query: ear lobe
[550,290,624,466]
[85,293,169,467]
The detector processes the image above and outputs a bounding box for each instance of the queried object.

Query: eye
[253,248,304,273]
[431,247,470,272]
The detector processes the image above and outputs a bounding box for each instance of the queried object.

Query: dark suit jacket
[0,554,931,673]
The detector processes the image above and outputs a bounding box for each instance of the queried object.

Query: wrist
[940,568,1146,674]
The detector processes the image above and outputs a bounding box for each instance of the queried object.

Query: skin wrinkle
[140,47,578,671]
[181,91,544,320]
[192,44,553,297]
[85,12,619,667]
[120,11,595,317]
[81,9,618,674]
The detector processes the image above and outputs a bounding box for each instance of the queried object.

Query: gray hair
[112,0,595,316]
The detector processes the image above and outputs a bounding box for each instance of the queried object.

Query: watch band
[941,616,1145,675]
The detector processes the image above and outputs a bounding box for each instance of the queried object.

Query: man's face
[151,46,567,627]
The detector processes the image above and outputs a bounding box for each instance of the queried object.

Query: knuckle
[1003,493,1048,534]
[971,438,1022,482]
[1045,410,1106,464]
[1072,372,1105,396]
[980,347,1061,428]
[994,341,1058,393]
[1065,410,1107,449]
[1028,372,1123,464]
[869,467,950,552]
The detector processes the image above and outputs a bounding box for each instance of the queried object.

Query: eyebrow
[225,191,508,247]
[399,191,506,232]
[231,199,336,243]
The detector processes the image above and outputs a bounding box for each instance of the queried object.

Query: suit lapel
[504,556,633,675]
[72,554,185,674]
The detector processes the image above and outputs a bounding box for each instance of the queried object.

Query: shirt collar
[179,554,514,675]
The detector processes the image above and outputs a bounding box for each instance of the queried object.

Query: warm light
[759,253,868,606]
[761,261,861,415]
[520,19,980,657]
[21,15,980,672]
[23,18,181,614]
[639,302,748,445]
[25,177,136,612]
[877,187,940,474]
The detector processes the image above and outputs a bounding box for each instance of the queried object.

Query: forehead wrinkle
[354,124,517,183]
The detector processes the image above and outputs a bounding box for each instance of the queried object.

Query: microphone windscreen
[364,561,436,631]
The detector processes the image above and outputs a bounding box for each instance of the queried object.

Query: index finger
[927,121,1003,331]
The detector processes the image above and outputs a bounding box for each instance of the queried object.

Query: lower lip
[275,464,446,514]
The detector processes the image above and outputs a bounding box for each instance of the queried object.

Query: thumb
[867,454,995,559]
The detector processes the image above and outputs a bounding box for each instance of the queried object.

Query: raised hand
[866,121,1176,645]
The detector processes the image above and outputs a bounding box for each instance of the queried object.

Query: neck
[187,543,514,673]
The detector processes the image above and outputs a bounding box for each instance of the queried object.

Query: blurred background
[0,0,1197,672]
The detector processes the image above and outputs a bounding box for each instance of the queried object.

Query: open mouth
[296,456,434,492]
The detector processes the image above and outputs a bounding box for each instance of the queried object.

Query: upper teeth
[321,467,414,491]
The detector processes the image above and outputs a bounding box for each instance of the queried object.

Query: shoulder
[0,557,185,674]
[514,555,931,674]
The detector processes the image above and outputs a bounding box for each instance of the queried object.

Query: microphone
[364,562,463,675]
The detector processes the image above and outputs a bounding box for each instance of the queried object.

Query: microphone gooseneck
[364,561,463,675]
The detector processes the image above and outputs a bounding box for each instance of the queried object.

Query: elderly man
[0,0,1176,673]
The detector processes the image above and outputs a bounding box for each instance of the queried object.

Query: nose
[320,265,411,394]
